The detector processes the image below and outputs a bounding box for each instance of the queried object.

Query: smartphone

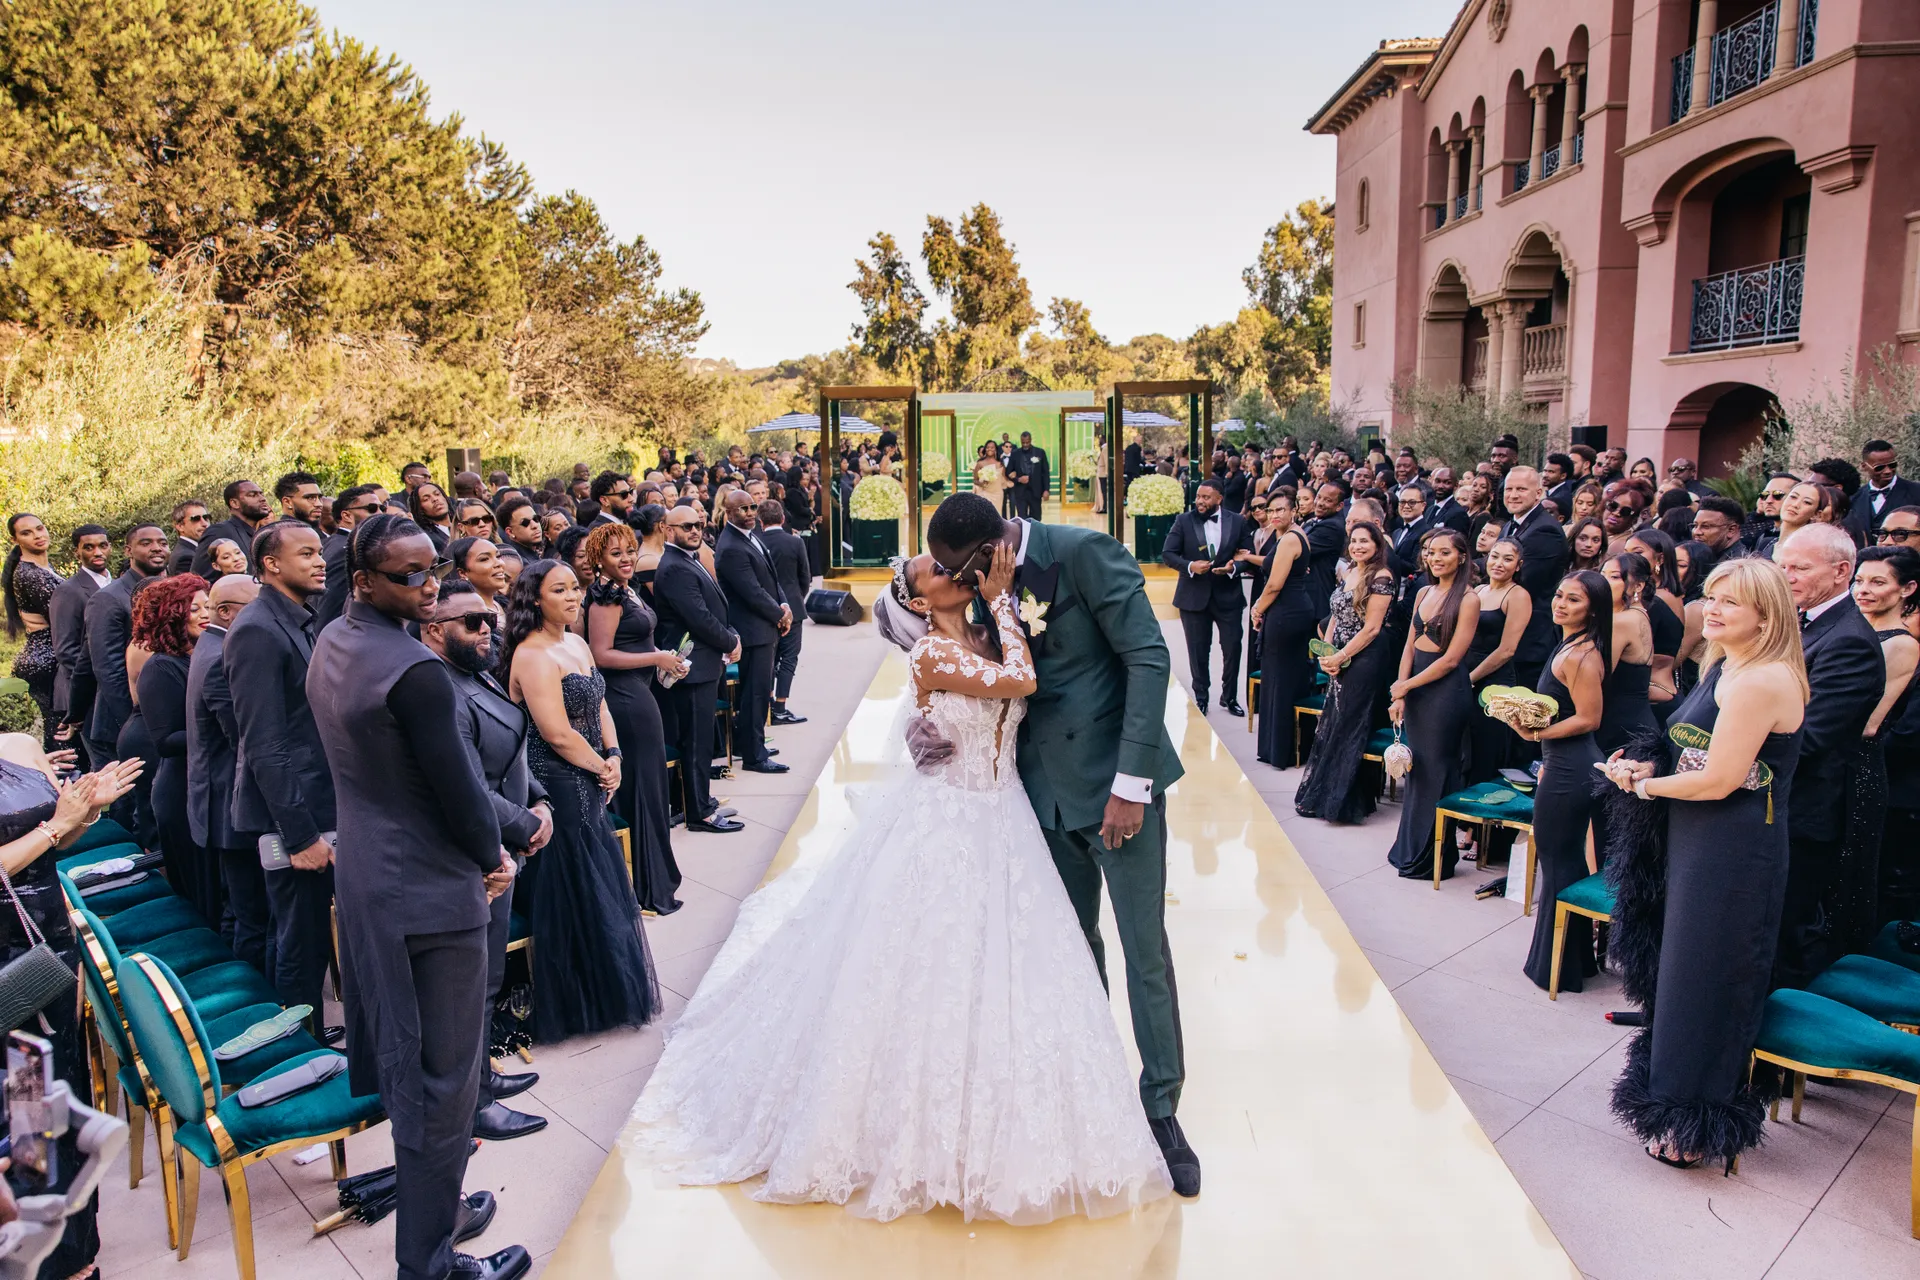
[8,1029,57,1189]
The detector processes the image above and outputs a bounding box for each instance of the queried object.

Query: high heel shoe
[1646,1143,1700,1169]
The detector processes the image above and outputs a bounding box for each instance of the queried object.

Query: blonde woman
[1603,557,1806,1171]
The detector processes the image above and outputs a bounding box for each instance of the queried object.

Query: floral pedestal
[849,519,900,566]
[1134,514,1176,564]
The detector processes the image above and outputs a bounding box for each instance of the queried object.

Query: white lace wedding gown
[629,592,1171,1224]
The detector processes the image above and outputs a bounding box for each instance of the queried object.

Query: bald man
[188,574,273,973]
[1499,466,1570,691]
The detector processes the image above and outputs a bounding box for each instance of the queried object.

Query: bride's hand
[979,541,1017,603]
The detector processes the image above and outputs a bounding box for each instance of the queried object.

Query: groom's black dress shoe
[473,1101,547,1141]
[1220,698,1245,717]
[450,1245,531,1280]
[1149,1115,1202,1197]
[454,1191,496,1243]
[487,1067,538,1100]
[1194,697,1208,715]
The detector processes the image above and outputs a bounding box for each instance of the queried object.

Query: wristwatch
[602,748,623,761]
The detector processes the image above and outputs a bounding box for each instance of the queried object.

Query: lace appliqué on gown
[628,592,1170,1224]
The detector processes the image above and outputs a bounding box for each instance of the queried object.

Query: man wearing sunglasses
[1877,505,1920,546]
[316,483,390,631]
[653,507,745,833]
[1847,439,1920,541]
[588,471,636,529]
[913,492,1200,1197]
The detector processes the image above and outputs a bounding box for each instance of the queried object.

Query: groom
[912,492,1200,1196]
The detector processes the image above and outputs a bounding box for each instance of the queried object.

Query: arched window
[1356,178,1371,232]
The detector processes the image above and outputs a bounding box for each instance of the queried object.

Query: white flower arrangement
[919,451,951,483]
[1125,473,1185,518]
[1066,448,1098,481]
[850,473,908,520]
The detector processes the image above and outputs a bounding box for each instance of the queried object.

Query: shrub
[1125,474,1185,517]
[1388,379,1552,473]
[849,474,906,520]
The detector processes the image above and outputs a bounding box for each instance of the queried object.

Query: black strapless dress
[1294,575,1395,824]
[1523,653,1604,991]
[1256,529,1316,768]
[590,582,682,914]
[520,671,661,1042]
[1463,590,1515,785]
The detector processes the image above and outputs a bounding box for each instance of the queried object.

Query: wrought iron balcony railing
[1514,159,1530,191]
[1689,255,1804,352]
[1669,0,1819,126]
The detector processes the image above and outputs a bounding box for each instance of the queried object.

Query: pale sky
[312,0,1458,368]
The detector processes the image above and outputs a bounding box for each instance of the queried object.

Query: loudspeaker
[446,447,482,487]
[805,588,862,626]
[1570,425,1608,450]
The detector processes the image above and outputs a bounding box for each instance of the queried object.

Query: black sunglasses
[930,543,990,580]
[437,611,496,631]
[376,558,454,587]
[1605,500,1639,514]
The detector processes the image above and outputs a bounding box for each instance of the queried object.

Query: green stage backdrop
[918,392,1098,501]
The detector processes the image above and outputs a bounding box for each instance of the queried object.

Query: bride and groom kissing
[631,491,1199,1224]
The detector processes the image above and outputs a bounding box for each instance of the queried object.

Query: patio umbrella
[747,411,881,434]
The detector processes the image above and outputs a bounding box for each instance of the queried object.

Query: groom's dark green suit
[1013,520,1187,1119]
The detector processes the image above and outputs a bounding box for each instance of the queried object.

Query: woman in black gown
[502,560,661,1042]
[1622,530,1687,723]
[1249,495,1315,768]
[132,574,224,926]
[1464,538,1530,785]
[0,739,141,1279]
[1603,556,1806,1168]
[1295,524,1395,823]
[584,522,688,916]
[1387,530,1479,879]
[1598,553,1658,754]
[4,514,64,750]
[1837,547,1920,953]
[1517,572,1609,992]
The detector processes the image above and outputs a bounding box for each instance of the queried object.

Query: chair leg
[175,1153,200,1261]
[1792,1070,1805,1123]
[1908,1097,1918,1239]
[1522,830,1537,918]
[331,1138,347,1180]
[1432,816,1445,892]
[157,1107,182,1251]
[126,1098,144,1190]
[222,1160,257,1280]
[1548,904,1569,1000]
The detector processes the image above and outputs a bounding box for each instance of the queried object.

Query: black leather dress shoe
[1194,699,1208,716]
[450,1245,532,1280]
[1148,1115,1201,1197]
[487,1068,537,1100]
[764,746,780,757]
[321,1025,345,1047]
[687,816,745,833]
[743,760,790,774]
[770,708,807,725]
[472,1101,548,1141]
[454,1191,495,1243]
[1220,699,1245,717]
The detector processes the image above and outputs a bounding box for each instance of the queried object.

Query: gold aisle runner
[548,655,1577,1278]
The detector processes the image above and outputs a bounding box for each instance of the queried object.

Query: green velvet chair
[72,891,208,949]
[1808,954,1920,1032]
[56,845,173,917]
[60,818,139,855]
[1751,988,1920,1236]
[1548,873,1614,1000]
[115,952,384,1277]
[80,902,279,1022]
[1868,921,1920,976]
[1292,692,1325,767]
[1433,781,1538,908]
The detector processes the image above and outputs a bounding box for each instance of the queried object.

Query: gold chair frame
[1546,890,1611,999]
[128,953,379,1280]
[1432,803,1537,910]
[1753,1043,1920,1237]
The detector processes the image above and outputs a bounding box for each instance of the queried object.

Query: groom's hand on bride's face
[906,716,955,773]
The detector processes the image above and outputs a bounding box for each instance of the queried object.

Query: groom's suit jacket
[1012,521,1184,833]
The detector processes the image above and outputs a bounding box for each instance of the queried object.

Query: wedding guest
[448,536,510,628]
[1629,457,1658,487]
[1164,480,1254,716]
[274,470,324,529]
[584,523,686,916]
[758,500,812,725]
[408,481,455,552]
[1429,467,1470,535]
[1518,572,1609,992]
[1604,556,1805,1171]
[498,494,548,562]
[1598,553,1658,753]
[316,484,388,630]
[1294,524,1394,824]
[4,513,63,748]
[554,528,593,636]
[1501,467,1570,694]
[200,477,270,574]
[1464,538,1531,785]
[541,509,573,547]
[1835,546,1920,954]
[588,471,636,530]
[1764,481,1836,561]
[500,559,662,1042]
[1387,529,1479,879]
[133,574,221,924]
[227,521,337,1019]
[1567,517,1607,573]
[85,523,168,778]
[1300,482,1347,622]
[168,498,211,576]
[1568,482,1603,528]
[1600,487,1647,552]
[1251,494,1316,769]
[421,578,550,1144]
[1845,439,1920,542]
[714,490,790,774]
[1689,496,1750,570]
[307,515,530,1280]
[1774,524,1884,987]
[1621,530,1688,710]
[188,574,270,973]
[654,507,744,833]
[51,525,113,755]
[455,499,498,544]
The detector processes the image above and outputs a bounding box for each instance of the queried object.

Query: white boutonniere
[1017,589,1050,634]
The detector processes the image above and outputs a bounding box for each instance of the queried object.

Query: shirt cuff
[1110,772,1154,804]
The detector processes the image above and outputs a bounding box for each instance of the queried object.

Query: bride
[629,542,1171,1224]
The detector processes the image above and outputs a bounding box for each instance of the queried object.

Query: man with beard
[1300,481,1349,624]
[50,525,111,761]
[1499,467,1569,692]
[200,478,273,575]
[421,579,552,1144]
[85,523,170,782]
[1427,467,1470,536]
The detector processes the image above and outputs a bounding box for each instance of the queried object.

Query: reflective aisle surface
[548,655,1579,1278]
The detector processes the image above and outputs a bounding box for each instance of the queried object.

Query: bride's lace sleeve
[910,592,1038,700]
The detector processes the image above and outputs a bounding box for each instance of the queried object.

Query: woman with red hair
[132,574,219,923]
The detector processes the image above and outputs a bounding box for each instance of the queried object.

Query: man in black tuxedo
[1300,482,1348,623]
[1162,480,1254,716]
[315,483,388,632]
[423,579,550,1145]
[653,506,744,832]
[227,521,338,1018]
[1387,486,1435,580]
[1009,431,1050,521]
[1776,524,1886,988]
[309,521,530,1280]
[1543,453,1578,520]
[1427,467,1471,536]
[757,500,812,726]
[168,500,211,577]
[199,477,272,575]
[714,490,791,774]
[187,575,272,975]
[85,523,169,808]
[1499,467,1569,693]
[587,471,635,530]
[1846,440,1920,542]
[1124,440,1145,484]
[49,525,111,759]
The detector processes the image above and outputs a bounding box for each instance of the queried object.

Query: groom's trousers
[1042,795,1185,1119]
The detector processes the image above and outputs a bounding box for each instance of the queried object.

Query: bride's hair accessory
[874,556,929,652]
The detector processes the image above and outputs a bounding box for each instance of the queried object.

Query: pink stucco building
[1307,0,1920,478]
